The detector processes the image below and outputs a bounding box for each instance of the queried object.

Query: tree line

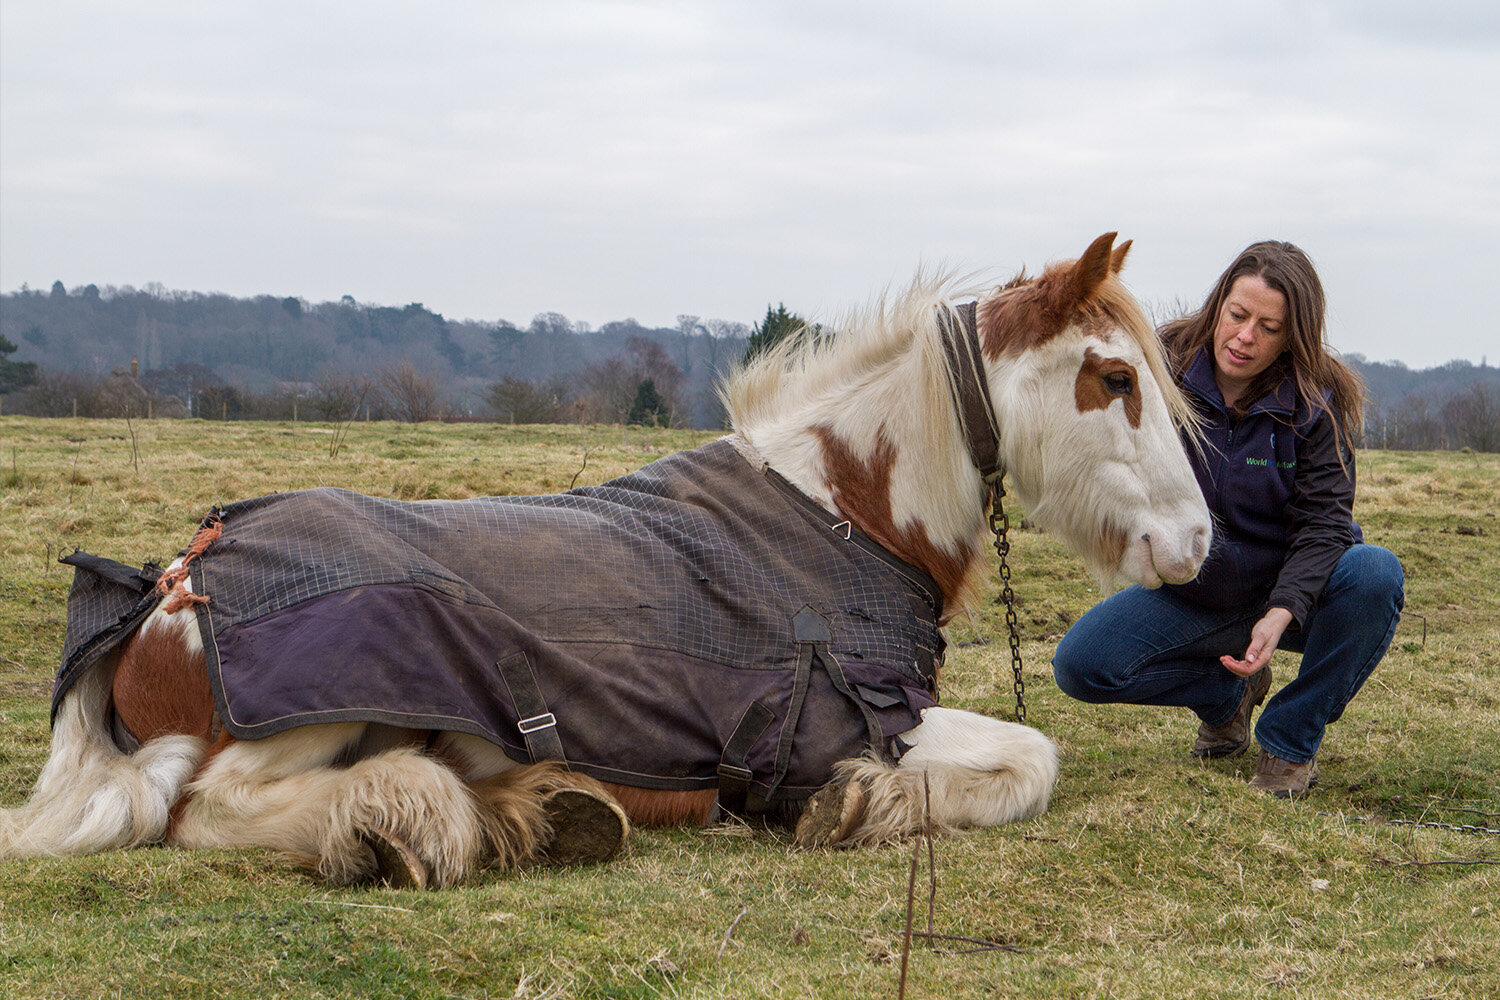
[0,286,813,429]
[2,282,1495,449]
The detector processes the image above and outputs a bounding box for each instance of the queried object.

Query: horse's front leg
[793,706,1059,848]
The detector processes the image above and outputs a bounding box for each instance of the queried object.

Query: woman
[1052,241,1405,799]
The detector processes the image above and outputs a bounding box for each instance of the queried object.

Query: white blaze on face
[1000,328,1211,589]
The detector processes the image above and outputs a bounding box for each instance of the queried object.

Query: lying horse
[1,233,1211,887]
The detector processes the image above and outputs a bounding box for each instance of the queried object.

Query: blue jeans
[1052,545,1405,764]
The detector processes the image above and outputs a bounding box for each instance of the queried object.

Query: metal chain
[988,478,1025,724]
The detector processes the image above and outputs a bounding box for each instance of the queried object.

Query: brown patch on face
[1074,348,1143,429]
[113,617,216,743]
[977,232,1122,360]
[978,283,1061,359]
[813,425,979,613]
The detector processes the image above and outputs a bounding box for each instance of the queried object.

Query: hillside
[1,283,748,427]
[3,283,1497,443]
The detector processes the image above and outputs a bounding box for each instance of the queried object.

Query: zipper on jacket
[1212,418,1236,519]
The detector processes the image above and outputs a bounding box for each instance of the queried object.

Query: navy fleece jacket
[1168,348,1362,628]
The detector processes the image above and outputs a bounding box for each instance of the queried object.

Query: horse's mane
[722,264,1196,437]
[721,269,985,434]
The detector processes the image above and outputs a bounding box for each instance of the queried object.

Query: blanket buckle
[517,713,557,734]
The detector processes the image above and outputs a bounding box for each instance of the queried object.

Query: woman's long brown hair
[1160,240,1365,456]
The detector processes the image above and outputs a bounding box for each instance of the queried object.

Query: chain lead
[988,478,1025,724]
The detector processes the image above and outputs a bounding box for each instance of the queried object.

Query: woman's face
[1212,275,1287,405]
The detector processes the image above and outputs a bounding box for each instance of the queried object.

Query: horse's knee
[864,708,1060,833]
[899,707,1059,780]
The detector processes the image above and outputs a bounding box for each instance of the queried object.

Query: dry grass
[1,417,1496,999]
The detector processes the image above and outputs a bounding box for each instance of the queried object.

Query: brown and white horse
[1,233,1210,887]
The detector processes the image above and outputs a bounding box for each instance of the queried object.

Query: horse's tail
[0,663,204,859]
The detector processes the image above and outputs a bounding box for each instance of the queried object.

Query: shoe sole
[1192,739,1252,760]
[1258,767,1320,800]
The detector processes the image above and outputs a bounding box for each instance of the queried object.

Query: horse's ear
[1110,238,1132,274]
[1057,231,1117,308]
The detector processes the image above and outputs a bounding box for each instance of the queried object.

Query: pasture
[1,416,1496,999]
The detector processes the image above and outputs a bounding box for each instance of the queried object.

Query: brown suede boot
[1192,666,1272,759]
[1248,750,1319,799]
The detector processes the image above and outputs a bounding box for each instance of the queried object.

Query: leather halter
[939,300,1029,723]
[938,301,1004,483]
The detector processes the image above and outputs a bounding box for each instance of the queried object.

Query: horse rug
[55,438,944,807]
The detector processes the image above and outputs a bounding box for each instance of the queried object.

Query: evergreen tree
[626,377,671,427]
[0,334,41,393]
[742,303,804,363]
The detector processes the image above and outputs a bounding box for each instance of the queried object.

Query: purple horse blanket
[56,438,943,806]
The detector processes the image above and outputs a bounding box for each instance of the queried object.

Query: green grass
[1,417,1496,999]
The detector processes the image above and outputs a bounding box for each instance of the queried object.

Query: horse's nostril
[1193,527,1210,560]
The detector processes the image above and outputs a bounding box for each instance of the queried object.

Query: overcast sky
[3,1,1496,368]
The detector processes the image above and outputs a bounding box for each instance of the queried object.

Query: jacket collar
[1182,347,1297,417]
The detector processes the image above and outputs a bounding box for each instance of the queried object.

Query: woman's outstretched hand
[1221,607,1294,677]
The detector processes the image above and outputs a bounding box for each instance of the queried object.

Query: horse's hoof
[794,776,867,848]
[362,831,431,889]
[541,788,630,866]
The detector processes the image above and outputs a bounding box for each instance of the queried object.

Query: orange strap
[156,513,222,614]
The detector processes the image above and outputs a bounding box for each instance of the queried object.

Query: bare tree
[311,369,373,423]
[1380,393,1443,450]
[575,356,636,424]
[377,361,442,423]
[1442,381,1500,452]
[486,375,572,424]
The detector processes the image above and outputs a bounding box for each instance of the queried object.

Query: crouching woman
[1052,240,1405,799]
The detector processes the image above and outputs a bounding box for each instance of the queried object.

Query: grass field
[1,416,1496,1000]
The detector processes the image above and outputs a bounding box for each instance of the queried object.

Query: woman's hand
[1221,607,1294,677]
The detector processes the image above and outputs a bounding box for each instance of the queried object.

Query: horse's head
[980,233,1211,589]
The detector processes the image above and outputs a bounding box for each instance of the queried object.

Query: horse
[1,233,1212,888]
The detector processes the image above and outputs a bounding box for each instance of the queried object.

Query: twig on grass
[717,906,748,958]
[898,771,935,1000]
[306,898,415,913]
[1428,804,1500,820]
[1370,857,1499,867]
[124,410,140,472]
[906,932,1032,955]
[67,440,82,503]
[569,446,597,490]
[328,385,368,461]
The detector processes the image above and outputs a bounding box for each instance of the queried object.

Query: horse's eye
[1103,372,1133,396]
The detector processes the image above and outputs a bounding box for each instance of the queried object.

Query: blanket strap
[716,605,834,816]
[495,651,565,762]
[716,701,776,816]
[58,550,163,594]
[768,609,826,793]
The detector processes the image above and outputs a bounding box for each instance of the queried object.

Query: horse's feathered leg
[172,726,629,885]
[794,706,1058,847]
[167,724,493,886]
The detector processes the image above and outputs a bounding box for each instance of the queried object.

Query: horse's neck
[735,340,989,608]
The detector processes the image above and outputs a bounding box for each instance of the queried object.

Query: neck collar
[939,302,1005,483]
